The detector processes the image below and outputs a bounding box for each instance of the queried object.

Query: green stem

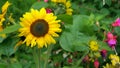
[33,47,41,68]
[44,45,53,68]
[7,56,10,68]
[75,50,89,67]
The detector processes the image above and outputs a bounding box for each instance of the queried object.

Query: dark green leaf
[0,37,20,56]
[105,0,112,6]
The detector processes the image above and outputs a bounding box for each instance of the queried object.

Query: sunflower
[19,8,62,48]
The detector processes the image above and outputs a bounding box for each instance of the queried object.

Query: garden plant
[0,0,120,68]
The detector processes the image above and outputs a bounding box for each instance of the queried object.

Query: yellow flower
[65,1,73,15]
[65,1,71,8]
[89,40,99,51]
[109,54,120,66]
[0,1,11,26]
[51,0,66,4]
[19,8,62,48]
[66,8,73,15]
[103,63,115,68]
[2,1,11,15]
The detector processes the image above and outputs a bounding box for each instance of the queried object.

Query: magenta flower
[112,18,120,27]
[105,32,117,48]
[46,8,52,13]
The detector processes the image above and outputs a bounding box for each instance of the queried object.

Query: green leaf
[31,1,49,10]
[105,0,112,6]
[95,14,106,21]
[0,37,6,43]
[57,14,73,26]
[0,24,21,34]
[0,63,6,68]
[10,63,22,68]
[114,27,120,35]
[72,15,94,36]
[99,41,112,51]
[60,32,89,52]
[0,37,20,56]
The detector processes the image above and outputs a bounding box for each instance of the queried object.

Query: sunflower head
[19,8,62,48]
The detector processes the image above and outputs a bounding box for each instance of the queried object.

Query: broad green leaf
[0,24,21,34]
[57,14,73,26]
[31,1,48,10]
[60,32,89,52]
[99,41,112,51]
[72,15,94,36]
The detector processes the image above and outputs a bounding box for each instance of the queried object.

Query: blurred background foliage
[0,0,120,68]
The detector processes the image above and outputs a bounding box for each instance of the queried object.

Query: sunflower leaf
[0,24,21,34]
[57,14,73,26]
[31,1,49,10]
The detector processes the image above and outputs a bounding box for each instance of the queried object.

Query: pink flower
[46,8,52,13]
[112,18,120,27]
[94,60,99,68]
[105,32,117,48]
[44,0,48,2]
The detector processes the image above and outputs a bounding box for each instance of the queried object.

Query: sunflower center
[30,19,49,37]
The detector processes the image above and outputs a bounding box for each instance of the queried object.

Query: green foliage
[0,24,21,34]
[0,0,120,68]
[31,1,49,10]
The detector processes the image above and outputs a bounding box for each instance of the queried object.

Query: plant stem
[44,45,53,68]
[33,47,41,68]
[38,48,41,68]
[75,50,89,67]
[7,56,10,68]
